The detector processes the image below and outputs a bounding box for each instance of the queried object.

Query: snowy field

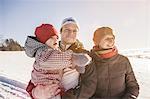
[0,50,150,99]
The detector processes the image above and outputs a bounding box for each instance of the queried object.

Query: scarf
[93,46,118,59]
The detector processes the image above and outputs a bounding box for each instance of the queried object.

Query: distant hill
[0,38,24,51]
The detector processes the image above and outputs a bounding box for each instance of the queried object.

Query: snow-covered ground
[0,50,150,99]
[0,51,33,99]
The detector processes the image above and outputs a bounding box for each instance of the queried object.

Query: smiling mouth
[53,43,57,45]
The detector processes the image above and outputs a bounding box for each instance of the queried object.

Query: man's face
[61,23,78,44]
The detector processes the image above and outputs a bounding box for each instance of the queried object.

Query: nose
[55,38,58,42]
[69,32,75,36]
[53,36,58,40]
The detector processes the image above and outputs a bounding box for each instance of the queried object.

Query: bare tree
[0,38,24,51]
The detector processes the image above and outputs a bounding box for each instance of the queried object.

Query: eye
[64,29,71,33]
[73,30,77,33]
[106,38,114,42]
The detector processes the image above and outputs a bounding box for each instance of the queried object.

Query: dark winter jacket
[25,36,96,99]
[89,50,139,99]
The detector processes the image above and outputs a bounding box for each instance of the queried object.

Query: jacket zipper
[108,63,111,97]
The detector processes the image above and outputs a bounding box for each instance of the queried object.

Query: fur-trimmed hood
[24,36,48,58]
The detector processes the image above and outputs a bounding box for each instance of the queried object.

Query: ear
[60,28,63,34]
[113,35,115,39]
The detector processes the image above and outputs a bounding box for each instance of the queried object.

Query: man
[59,17,96,99]
[25,17,96,99]
[89,27,139,99]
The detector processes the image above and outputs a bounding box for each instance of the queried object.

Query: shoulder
[118,54,130,62]
[117,54,132,69]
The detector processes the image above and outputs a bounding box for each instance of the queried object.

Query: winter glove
[75,66,86,73]
[72,53,91,73]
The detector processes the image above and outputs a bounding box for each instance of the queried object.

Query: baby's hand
[32,84,60,99]
[47,84,61,96]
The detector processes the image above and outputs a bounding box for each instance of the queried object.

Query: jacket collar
[90,48,119,63]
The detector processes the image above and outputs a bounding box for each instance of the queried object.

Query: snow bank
[0,51,34,84]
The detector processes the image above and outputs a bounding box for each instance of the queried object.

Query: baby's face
[99,35,115,49]
[45,35,58,49]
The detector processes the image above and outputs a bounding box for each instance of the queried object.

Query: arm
[24,36,48,58]
[36,50,73,69]
[77,61,97,99]
[122,58,139,99]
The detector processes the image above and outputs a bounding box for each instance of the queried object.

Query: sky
[0,0,150,50]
